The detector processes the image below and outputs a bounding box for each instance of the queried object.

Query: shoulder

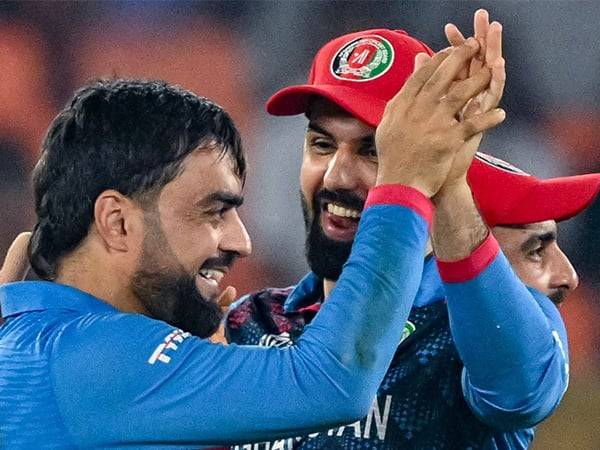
[49,311,189,374]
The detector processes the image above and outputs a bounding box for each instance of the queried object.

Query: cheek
[359,161,378,190]
[160,217,221,269]
[300,156,327,204]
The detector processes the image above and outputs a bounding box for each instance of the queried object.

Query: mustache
[200,251,239,272]
[548,288,569,306]
[314,189,365,211]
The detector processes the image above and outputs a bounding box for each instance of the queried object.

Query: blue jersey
[0,188,434,448]
[226,237,569,449]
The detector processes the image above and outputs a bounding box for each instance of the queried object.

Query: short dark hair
[29,79,245,279]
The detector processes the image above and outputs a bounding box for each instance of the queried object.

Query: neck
[321,238,433,300]
[56,252,148,315]
[323,278,336,299]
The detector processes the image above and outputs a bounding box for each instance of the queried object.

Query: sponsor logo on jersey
[148,328,191,364]
[330,35,394,82]
[259,332,293,348]
[400,320,416,344]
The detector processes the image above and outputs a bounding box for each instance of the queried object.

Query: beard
[301,189,365,281]
[130,212,224,339]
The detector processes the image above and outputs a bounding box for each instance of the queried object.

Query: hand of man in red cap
[374,39,505,198]
[0,232,31,285]
[429,11,507,261]
[441,9,506,186]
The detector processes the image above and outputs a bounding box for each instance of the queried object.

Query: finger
[0,232,32,284]
[439,67,492,115]
[445,23,466,47]
[474,9,490,48]
[420,39,480,99]
[413,52,432,72]
[444,23,470,80]
[217,285,237,311]
[390,49,451,104]
[486,21,503,66]
[483,58,506,112]
[469,57,484,77]
[462,97,482,120]
[461,108,506,138]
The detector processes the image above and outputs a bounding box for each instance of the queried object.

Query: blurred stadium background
[0,1,598,448]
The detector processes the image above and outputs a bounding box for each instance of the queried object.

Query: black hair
[29,79,245,279]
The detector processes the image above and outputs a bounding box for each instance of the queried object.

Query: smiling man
[225,14,600,449]
[0,51,500,449]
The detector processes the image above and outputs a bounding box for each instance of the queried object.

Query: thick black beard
[131,269,223,339]
[130,210,223,339]
[301,189,364,281]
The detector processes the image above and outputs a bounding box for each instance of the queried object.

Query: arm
[51,186,432,447]
[433,10,566,429]
[437,234,569,429]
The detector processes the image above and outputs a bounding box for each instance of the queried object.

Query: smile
[325,202,362,219]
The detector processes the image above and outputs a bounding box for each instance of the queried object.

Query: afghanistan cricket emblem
[331,35,394,82]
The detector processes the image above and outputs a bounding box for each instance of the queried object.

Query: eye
[527,246,544,261]
[309,138,335,155]
[208,205,233,219]
[361,146,378,161]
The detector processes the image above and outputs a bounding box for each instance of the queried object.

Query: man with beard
[0,53,500,448]
[225,11,600,450]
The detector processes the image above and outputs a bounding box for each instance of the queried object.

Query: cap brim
[266,84,387,128]
[499,173,600,226]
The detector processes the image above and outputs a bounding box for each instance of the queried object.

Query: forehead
[160,146,242,202]
[493,220,557,244]
[306,98,375,136]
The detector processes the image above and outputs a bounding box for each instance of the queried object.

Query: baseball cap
[267,29,434,127]
[468,153,600,227]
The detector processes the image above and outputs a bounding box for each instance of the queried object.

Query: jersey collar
[0,281,118,319]
[284,256,445,313]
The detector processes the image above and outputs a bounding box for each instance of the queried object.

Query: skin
[300,101,578,304]
[492,221,579,306]
[54,146,251,317]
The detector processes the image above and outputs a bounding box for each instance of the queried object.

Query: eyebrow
[520,231,557,252]
[197,191,244,208]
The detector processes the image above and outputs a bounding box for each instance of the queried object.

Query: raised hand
[434,9,506,189]
[445,9,505,118]
[375,40,504,198]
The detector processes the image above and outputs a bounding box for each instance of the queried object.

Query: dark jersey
[225,251,567,450]
[227,288,532,450]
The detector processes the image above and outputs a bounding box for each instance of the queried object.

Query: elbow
[333,390,373,425]
[467,383,567,430]
[464,351,569,430]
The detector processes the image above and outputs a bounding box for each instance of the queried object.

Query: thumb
[217,285,237,312]
[0,232,32,284]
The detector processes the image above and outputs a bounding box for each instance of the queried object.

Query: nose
[549,245,579,294]
[323,147,360,192]
[221,209,252,258]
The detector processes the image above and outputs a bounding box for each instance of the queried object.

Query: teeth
[199,269,225,283]
[326,203,361,219]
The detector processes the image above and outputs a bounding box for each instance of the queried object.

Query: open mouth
[320,201,362,241]
[195,268,227,300]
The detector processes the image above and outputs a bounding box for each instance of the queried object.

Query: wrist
[376,174,434,198]
[432,176,470,204]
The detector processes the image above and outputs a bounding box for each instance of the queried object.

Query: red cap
[266,29,434,127]
[468,153,600,227]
